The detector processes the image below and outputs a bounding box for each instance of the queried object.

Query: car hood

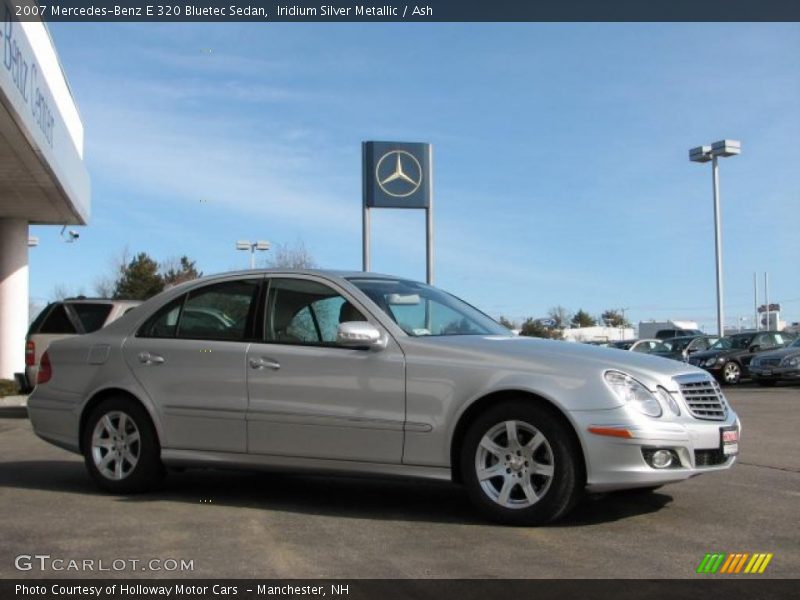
[405,335,704,388]
[755,346,800,360]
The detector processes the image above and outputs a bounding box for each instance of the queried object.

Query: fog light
[651,449,674,469]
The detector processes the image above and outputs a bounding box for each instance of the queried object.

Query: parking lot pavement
[0,384,797,579]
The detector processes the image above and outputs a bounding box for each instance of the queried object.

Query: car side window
[753,334,770,349]
[139,297,184,338]
[266,278,366,345]
[177,280,260,341]
[71,303,113,333]
[39,304,78,334]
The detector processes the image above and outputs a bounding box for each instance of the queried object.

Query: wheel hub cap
[475,419,555,509]
[91,411,141,481]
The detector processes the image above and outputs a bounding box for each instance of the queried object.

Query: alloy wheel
[723,362,741,384]
[91,411,141,481]
[474,420,555,509]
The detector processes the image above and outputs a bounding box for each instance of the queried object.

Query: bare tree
[267,240,317,269]
[94,246,130,297]
[547,306,572,330]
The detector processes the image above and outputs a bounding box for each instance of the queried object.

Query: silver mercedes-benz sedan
[27,270,740,524]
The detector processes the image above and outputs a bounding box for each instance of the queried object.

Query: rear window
[39,305,77,334]
[28,304,54,335]
[70,303,113,333]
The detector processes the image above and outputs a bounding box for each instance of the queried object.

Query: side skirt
[161,448,453,482]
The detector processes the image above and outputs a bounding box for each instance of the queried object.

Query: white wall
[0,219,28,380]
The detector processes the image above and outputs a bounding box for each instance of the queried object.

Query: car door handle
[138,351,165,365]
[249,357,280,371]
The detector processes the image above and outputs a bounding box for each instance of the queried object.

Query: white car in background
[17,298,140,393]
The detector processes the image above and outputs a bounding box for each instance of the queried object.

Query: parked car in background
[27,269,740,525]
[609,339,673,357]
[15,297,140,393]
[688,331,796,385]
[654,328,704,341]
[660,335,720,363]
[749,337,800,386]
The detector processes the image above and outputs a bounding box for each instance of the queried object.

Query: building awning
[0,5,90,225]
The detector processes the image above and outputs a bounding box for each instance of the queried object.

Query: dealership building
[0,5,90,381]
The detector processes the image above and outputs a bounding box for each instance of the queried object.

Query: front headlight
[604,371,663,417]
[782,355,799,367]
[655,386,681,416]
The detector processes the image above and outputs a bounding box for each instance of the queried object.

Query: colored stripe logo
[697,553,773,574]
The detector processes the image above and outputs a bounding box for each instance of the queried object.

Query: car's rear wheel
[461,401,583,525]
[82,397,164,494]
[722,362,741,385]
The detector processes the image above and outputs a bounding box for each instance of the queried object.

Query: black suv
[688,331,796,384]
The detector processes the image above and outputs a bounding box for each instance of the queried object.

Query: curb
[0,395,28,408]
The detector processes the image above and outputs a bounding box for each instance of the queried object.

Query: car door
[122,277,261,453]
[246,276,406,463]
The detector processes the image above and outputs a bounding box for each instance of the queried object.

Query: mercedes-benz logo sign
[375,150,423,198]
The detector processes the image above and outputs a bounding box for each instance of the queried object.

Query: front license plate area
[721,425,739,456]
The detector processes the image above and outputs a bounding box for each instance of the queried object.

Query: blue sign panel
[363,141,431,209]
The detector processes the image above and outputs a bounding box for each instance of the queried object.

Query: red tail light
[37,351,52,385]
[25,341,35,366]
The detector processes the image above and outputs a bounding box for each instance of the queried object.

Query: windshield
[668,337,693,352]
[710,334,754,351]
[348,278,510,337]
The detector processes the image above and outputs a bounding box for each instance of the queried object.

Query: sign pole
[426,144,434,284]
[362,205,371,273]
[362,142,371,272]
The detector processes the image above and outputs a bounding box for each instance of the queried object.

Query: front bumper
[573,405,740,492]
[749,365,800,381]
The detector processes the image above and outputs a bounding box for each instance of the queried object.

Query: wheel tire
[757,379,777,387]
[722,362,741,385]
[461,400,583,525]
[82,397,164,494]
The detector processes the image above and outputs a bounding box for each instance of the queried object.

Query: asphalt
[0,384,797,579]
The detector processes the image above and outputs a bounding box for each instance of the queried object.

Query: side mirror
[686,347,698,355]
[336,322,386,350]
[749,344,761,353]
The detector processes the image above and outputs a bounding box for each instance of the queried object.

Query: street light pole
[236,240,271,269]
[711,155,724,337]
[689,139,740,338]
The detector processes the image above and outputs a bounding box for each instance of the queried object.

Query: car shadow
[0,459,672,527]
[0,407,28,419]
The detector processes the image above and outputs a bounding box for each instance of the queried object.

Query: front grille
[695,449,728,467]
[758,358,781,367]
[678,378,727,420]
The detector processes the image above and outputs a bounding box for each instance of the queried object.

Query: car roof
[61,297,141,305]
[182,269,409,285]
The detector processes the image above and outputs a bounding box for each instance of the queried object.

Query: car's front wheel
[722,362,742,385]
[82,397,164,494]
[461,401,583,525]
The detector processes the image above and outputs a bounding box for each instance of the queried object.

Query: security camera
[60,225,80,243]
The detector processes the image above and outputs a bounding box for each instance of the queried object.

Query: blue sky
[31,23,800,331]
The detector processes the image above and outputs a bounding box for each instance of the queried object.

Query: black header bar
[6,0,800,22]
